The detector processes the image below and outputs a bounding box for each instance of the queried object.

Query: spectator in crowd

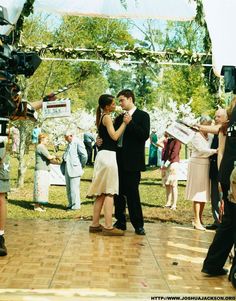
[186,116,217,231]
[33,133,56,211]
[157,132,169,164]
[62,129,87,210]
[155,132,169,187]
[202,97,236,277]
[199,108,227,230]
[11,126,20,156]
[83,131,95,166]
[32,125,41,145]
[87,94,131,236]
[161,136,181,210]
[148,129,158,167]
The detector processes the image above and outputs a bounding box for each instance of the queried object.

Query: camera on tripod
[0,5,42,137]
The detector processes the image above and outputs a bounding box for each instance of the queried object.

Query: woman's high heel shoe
[192,222,206,231]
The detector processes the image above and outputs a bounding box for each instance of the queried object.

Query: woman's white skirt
[87,150,118,198]
[161,162,179,186]
[33,170,50,204]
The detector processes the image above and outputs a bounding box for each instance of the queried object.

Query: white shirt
[117,106,136,148]
[189,132,216,158]
[127,106,137,116]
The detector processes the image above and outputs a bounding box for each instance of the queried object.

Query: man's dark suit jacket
[114,108,150,172]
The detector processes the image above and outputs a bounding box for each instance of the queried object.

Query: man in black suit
[207,109,227,230]
[202,100,236,277]
[113,89,150,235]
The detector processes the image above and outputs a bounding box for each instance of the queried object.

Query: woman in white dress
[186,116,217,230]
[87,94,131,236]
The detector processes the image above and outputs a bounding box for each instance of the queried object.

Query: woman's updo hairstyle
[96,94,114,128]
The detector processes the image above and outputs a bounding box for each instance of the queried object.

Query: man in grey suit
[63,129,87,210]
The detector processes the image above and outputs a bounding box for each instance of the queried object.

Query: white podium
[50,164,66,186]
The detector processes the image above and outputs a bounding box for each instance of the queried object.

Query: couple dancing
[87,89,150,236]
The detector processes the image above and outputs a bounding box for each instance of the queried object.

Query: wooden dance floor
[0,220,235,300]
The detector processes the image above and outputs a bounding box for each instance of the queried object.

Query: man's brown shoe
[0,235,7,256]
[102,227,124,236]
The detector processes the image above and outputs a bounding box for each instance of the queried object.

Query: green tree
[54,16,134,48]
[156,65,214,115]
[78,74,109,111]
[37,15,135,110]
[132,20,216,114]
[107,69,132,94]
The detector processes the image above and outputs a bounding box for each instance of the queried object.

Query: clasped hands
[96,112,132,147]
[123,112,132,125]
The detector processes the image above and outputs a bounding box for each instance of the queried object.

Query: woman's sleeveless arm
[103,115,126,141]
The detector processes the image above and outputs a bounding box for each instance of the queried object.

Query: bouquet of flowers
[112,105,124,120]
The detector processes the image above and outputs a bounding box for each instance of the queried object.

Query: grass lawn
[7,147,214,227]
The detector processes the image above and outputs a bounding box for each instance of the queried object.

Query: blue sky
[42,13,166,43]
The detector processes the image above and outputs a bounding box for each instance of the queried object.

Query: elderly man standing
[63,129,87,210]
[199,108,228,230]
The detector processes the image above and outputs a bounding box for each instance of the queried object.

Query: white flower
[147,99,196,137]
[114,105,123,115]
[42,109,96,146]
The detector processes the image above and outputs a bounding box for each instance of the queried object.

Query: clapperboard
[42,98,71,118]
[0,118,9,136]
[166,121,197,144]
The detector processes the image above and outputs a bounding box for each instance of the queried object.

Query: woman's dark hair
[96,94,114,128]
[117,89,135,103]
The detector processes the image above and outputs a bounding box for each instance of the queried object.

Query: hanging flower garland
[193,0,211,52]
[20,44,211,66]
[12,0,211,66]
[10,0,35,43]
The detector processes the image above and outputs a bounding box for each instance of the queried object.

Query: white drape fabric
[33,0,196,20]
[203,0,236,76]
[0,0,196,35]
[0,0,25,34]
[2,0,236,78]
